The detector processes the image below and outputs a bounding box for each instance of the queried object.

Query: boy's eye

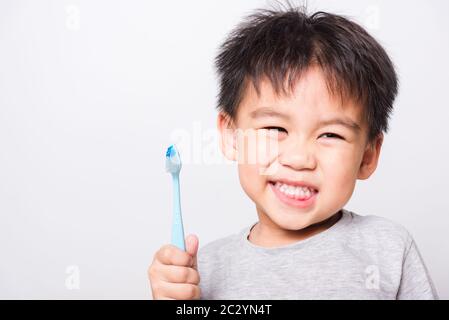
[262,126,288,133]
[319,132,344,140]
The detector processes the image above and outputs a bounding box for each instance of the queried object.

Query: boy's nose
[278,137,316,171]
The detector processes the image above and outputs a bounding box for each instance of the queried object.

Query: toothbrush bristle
[166,145,173,157]
[165,144,182,173]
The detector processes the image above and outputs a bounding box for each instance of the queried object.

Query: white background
[0,0,448,299]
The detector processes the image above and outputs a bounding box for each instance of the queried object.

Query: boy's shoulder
[197,226,246,260]
[349,210,412,241]
[342,209,415,257]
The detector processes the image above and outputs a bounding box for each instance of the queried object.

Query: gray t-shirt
[197,209,438,299]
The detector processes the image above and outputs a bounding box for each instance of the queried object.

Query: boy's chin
[267,213,316,231]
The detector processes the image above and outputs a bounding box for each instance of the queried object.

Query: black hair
[214,3,398,144]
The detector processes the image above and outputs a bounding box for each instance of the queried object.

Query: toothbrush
[165,144,185,251]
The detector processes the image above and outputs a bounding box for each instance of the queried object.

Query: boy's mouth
[268,179,318,208]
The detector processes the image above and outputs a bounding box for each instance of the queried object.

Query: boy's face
[218,66,383,233]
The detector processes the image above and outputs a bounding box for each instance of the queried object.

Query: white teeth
[273,182,315,199]
[305,188,311,198]
[279,183,286,193]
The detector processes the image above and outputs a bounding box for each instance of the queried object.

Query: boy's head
[215,6,398,233]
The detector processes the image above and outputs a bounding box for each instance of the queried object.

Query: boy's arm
[396,239,439,300]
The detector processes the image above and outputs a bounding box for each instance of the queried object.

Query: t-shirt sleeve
[396,238,439,300]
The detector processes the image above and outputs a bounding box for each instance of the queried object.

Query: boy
[148,6,438,299]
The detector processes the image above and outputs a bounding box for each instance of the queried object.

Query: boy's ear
[217,111,238,161]
[357,133,384,180]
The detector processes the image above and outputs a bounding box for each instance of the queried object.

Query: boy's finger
[157,281,201,300]
[185,234,199,256]
[185,234,199,269]
[159,265,200,284]
[156,244,193,267]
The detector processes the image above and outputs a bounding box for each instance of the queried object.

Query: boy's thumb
[185,234,199,269]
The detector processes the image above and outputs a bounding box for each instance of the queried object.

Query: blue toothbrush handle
[171,173,185,251]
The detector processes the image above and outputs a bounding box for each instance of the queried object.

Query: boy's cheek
[238,162,263,181]
[235,129,280,169]
[256,133,280,166]
[237,164,266,201]
[321,163,358,199]
[322,152,360,180]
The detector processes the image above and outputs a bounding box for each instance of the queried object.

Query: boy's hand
[148,234,201,300]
